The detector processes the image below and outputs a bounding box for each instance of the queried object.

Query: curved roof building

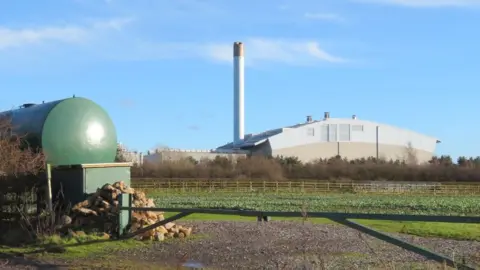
[218,112,440,164]
[216,42,439,164]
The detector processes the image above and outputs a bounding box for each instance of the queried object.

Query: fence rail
[117,194,479,270]
[131,178,480,195]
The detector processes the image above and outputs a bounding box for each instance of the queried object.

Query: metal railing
[117,193,479,270]
[131,178,480,195]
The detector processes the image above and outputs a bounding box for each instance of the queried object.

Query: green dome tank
[0,97,117,166]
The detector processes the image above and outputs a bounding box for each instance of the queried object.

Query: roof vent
[352,115,357,120]
[306,115,312,123]
[21,103,36,108]
[324,112,330,120]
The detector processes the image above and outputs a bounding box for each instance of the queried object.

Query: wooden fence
[0,175,46,223]
[131,178,480,195]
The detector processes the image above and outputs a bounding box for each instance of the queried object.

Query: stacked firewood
[70,181,192,241]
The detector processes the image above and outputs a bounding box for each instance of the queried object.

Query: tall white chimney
[233,42,245,144]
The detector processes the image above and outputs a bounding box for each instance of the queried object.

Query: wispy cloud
[0,0,349,67]
[0,18,133,50]
[130,38,346,65]
[0,26,87,50]
[353,0,480,7]
[91,17,134,31]
[304,13,346,23]
[208,38,346,65]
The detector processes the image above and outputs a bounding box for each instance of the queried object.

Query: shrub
[132,152,480,182]
[0,115,48,245]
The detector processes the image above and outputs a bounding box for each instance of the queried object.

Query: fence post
[46,163,54,226]
[250,181,252,191]
[302,181,305,193]
[118,193,131,237]
[263,181,266,192]
[276,181,279,195]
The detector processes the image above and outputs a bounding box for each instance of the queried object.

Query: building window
[328,124,337,142]
[320,125,328,142]
[307,128,315,136]
[339,124,350,141]
[352,125,364,132]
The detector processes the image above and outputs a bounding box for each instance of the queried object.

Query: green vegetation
[0,230,211,269]
[0,233,167,270]
[153,192,480,241]
[152,192,480,215]
[0,233,146,259]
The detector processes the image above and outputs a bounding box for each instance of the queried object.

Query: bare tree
[0,116,45,177]
[404,141,418,166]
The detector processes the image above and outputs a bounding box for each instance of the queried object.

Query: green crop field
[150,192,480,216]
[148,192,480,241]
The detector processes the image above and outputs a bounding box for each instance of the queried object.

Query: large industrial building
[217,112,440,164]
[144,41,440,165]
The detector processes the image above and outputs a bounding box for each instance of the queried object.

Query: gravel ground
[119,221,480,270]
[2,221,479,269]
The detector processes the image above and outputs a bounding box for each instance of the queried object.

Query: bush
[132,153,480,182]
[0,117,45,176]
[0,116,48,245]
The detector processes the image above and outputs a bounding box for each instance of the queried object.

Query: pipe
[233,42,245,144]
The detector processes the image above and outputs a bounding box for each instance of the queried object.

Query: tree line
[129,154,480,182]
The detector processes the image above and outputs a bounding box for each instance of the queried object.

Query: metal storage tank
[0,97,117,165]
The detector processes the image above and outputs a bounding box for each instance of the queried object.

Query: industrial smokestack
[233,42,245,144]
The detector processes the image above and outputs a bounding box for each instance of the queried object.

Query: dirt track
[120,221,480,269]
[2,221,480,269]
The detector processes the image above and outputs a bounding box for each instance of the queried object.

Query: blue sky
[0,0,479,159]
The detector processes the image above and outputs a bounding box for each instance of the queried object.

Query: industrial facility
[144,41,440,165]
[143,148,247,164]
[217,112,440,164]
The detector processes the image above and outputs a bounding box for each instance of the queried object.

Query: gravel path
[2,221,479,269]
[119,221,480,270]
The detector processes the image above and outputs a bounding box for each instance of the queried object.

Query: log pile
[69,181,192,241]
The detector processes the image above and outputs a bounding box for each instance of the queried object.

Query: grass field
[149,192,480,241]
[1,192,478,269]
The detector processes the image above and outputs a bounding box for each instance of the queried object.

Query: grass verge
[0,230,209,269]
[0,234,146,259]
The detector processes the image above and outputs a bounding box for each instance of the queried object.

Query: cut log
[154,232,165,241]
[75,207,98,216]
[180,227,192,237]
[164,222,175,230]
[145,211,158,220]
[156,226,168,235]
